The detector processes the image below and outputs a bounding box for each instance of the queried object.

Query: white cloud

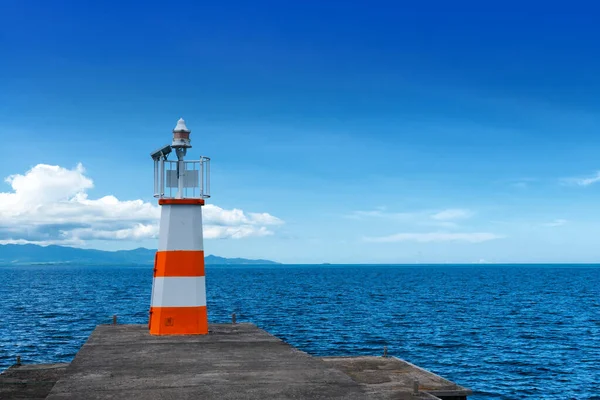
[420,220,460,229]
[346,209,415,220]
[347,207,474,230]
[430,209,473,221]
[203,206,283,227]
[0,238,82,246]
[68,224,160,241]
[542,219,567,227]
[0,163,283,245]
[248,212,284,225]
[564,171,600,186]
[364,232,503,243]
[205,225,274,239]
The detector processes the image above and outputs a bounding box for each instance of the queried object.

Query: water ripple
[1,265,599,399]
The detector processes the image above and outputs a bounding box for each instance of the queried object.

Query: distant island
[0,244,279,266]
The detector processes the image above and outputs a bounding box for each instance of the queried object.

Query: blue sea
[1,264,599,399]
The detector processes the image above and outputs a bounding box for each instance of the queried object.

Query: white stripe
[158,205,204,251]
[151,277,206,307]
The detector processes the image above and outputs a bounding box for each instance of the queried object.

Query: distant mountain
[0,244,279,266]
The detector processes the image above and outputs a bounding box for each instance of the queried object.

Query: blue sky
[1,0,600,263]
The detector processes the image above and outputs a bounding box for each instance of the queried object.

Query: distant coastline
[0,244,280,266]
[2,244,600,267]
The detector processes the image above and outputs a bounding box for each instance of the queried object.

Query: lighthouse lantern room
[151,118,210,200]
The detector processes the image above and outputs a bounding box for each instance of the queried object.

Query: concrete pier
[2,324,471,399]
[0,363,68,399]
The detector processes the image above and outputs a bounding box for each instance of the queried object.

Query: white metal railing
[153,156,210,199]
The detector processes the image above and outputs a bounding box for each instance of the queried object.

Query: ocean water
[0,264,599,399]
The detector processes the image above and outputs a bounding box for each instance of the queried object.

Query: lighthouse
[148,118,211,335]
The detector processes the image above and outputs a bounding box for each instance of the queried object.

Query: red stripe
[159,198,205,206]
[154,251,205,277]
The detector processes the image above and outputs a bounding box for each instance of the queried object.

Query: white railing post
[206,158,210,198]
[200,158,204,198]
[159,158,165,198]
[153,159,157,196]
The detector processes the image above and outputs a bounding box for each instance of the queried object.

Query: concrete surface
[0,363,68,399]
[6,324,471,399]
[321,356,472,400]
[46,324,372,399]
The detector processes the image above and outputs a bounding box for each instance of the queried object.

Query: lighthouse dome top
[171,117,192,149]
[173,118,190,133]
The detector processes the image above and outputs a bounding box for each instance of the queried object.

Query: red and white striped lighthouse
[148,118,211,335]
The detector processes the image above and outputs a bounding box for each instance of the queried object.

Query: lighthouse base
[149,306,208,335]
